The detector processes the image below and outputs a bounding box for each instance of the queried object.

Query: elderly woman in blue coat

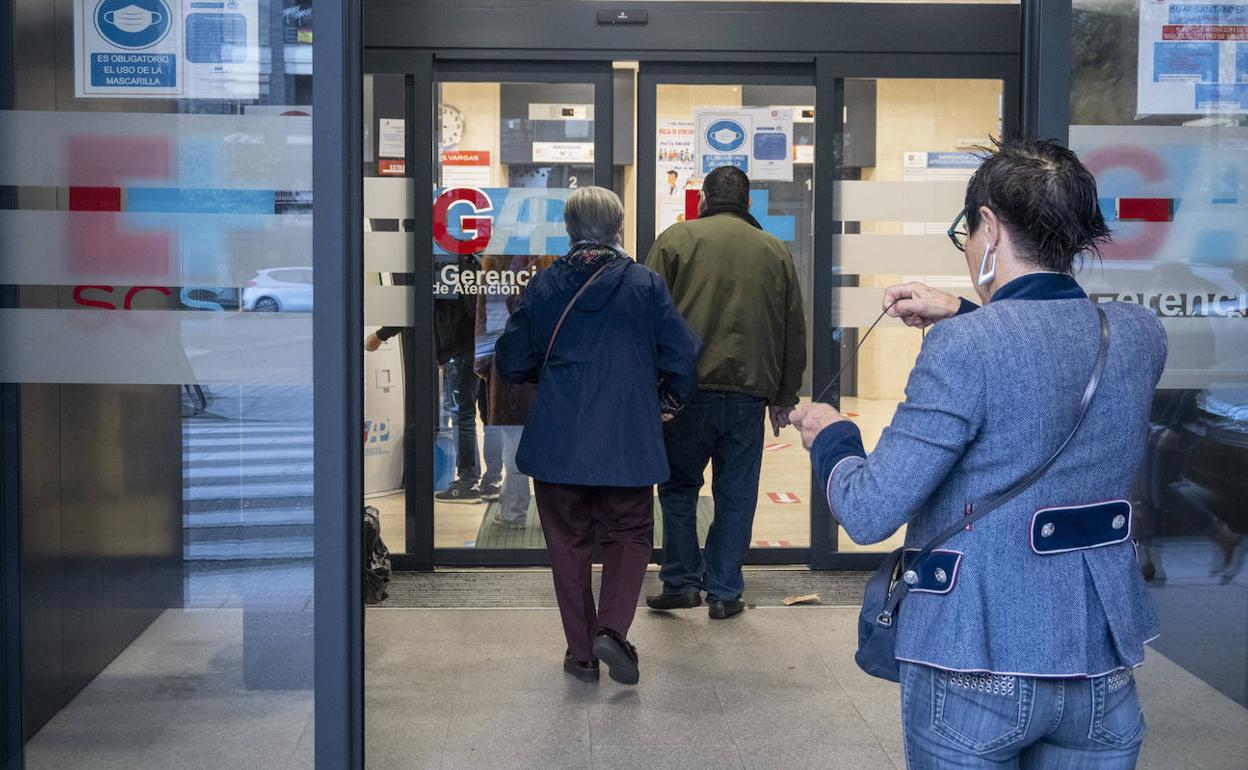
[496,186,701,686]
[792,139,1166,768]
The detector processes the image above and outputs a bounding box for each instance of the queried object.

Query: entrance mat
[383,569,872,608]
[473,496,715,550]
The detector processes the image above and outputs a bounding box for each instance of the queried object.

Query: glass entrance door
[430,64,613,561]
[364,53,1022,570]
[816,54,1020,566]
[360,61,617,565]
[638,64,818,564]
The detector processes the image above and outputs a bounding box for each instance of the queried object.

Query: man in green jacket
[645,166,807,620]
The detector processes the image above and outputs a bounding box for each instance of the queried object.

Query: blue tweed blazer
[812,274,1167,677]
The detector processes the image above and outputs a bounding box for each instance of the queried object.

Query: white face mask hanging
[976,242,996,287]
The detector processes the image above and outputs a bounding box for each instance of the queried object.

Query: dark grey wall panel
[20,383,182,740]
[613,68,633,166]
[365,1,1020,56]
[17,384,63,742]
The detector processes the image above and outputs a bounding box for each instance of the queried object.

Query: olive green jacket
[646,213,807,407]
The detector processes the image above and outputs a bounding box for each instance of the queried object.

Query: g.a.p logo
[363,419,390,444]
[433,187,493,255]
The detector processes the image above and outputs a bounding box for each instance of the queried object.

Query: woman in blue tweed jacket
[793,139,1166,768]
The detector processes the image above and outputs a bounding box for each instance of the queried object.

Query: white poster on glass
[695,107,793,182]
[1137,0,1248,115]
[378,118,406,158]
[656,120,695,232]
[74,0,260,99]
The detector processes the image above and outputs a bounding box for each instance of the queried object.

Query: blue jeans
[657,390,765,602]
[444,356,502,486]
[901,662,1145,769]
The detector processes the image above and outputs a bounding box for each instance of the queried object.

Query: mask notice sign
[75,0,260,99]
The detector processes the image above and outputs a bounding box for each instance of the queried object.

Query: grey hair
[563,186,625,245]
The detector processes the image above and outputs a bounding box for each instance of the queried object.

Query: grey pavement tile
[593,744,745,769]
[714,684,864,745]
[23,702,165,770]
[281,716,314,770]
[587,685,732,747]
[366,607,478,643]
[365,640,467,691]
[1136,736,1198,770]
[458,608,570,646]
[440,745,591,770]
[366,690,453,758]
[738,737,897,770]
[134,693,312,770]
[443,689,591,752]
[692,608,817,649]
[701,643,840,690]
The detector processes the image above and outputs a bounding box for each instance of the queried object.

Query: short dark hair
[964,137,1111,273]
[702,166,750,207]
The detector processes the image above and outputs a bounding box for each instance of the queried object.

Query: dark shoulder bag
[855,305,1110,681]
[539,260,614,377]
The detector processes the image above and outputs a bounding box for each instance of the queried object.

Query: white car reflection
[242,267,314,312]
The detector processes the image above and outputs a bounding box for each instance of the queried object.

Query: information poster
[694,108,793,182]
[441,150,491,187]
[656,120,695,232]
[378,118,405,158]
[902,152,981,235]
[1138,0,1248,115]
[75,0,259,99]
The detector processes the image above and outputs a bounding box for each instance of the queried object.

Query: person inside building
[791,138,1165,768]
[495,186,700,685]
[644,165,807,620]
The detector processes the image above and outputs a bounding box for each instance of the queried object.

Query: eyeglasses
[947,208,969,252]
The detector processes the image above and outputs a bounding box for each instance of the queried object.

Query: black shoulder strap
[540,260,614,375]
[883,304,1110,614]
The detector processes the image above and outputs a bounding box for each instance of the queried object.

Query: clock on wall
[439,104,464,149]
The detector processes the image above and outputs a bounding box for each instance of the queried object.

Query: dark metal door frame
[362,0,1033,571]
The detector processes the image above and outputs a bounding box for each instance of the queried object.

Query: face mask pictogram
[103,5,162,34]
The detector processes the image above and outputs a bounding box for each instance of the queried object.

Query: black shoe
[708,599,745,620]
[435,478,481,504]
[592,629,639,685]
[645,588,702,610]
[564,651,600,683]
[480,481,502,501]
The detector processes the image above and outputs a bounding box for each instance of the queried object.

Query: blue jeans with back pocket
[657,390,766,602]
[901,661,1146,768]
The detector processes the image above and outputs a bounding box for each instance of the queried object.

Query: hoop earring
[977,243,996,287]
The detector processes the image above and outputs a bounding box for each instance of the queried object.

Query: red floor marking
[755,540,792,547]
[764,442,791,451]
[767,492,801,505]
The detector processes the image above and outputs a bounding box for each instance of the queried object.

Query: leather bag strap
[540,260,614,376]
[881,304,1110,618]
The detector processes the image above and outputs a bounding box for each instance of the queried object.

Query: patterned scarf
[562,240,628,273]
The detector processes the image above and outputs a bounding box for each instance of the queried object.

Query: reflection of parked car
[242,267,314,312]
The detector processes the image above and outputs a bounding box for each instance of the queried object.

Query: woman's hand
[790,403,848,450]
[660,412,675,423]
[365,332,382,352]
[883,282,962,328]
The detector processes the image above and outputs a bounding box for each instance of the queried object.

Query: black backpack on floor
[363,506,392,605]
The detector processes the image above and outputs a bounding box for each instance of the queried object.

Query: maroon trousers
[534,480,654,662]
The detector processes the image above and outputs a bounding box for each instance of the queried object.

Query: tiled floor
[362,606,1247,770]
[21,601,1248,769]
